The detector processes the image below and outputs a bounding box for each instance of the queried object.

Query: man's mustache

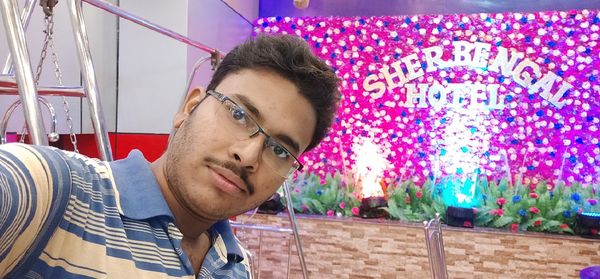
[206,157,255,194]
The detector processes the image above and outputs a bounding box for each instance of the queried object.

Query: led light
[574,212,600,238]
[445,206,474,228]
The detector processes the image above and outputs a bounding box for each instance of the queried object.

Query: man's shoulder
[0,142,59,158]
[58,147,110,176]
[0,143,84,163]
[0,143,70,173]
[0,144,79,278]
[0,143,111,182]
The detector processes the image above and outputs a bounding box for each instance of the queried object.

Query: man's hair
[207,34,340,152]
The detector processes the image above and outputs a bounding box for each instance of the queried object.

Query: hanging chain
[45,14,79,153]
[19,124,27,143]
[31,12,79,152]
[34,15,52,84]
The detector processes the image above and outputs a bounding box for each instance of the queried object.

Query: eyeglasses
[202,90,304,177]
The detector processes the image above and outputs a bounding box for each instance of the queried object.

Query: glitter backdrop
[255,10,600,185]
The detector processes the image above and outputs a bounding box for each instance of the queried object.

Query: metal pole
[81,0,220,54]
[282,180,309,279]
[423,213,449,279]
[257,230,263,279]
[287,237,292,279]
[2,0,37,75]
[230,222,293,233]
[66,0,113,161]
[1,0,48,145]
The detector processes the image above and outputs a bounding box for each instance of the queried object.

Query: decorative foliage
[282,171,600,235]
[385,178,446,223]
[284,172,361,217]
[474,179,578,234]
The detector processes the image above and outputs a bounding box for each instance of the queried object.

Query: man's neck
[182,231,212,275]
[150,156,215,238]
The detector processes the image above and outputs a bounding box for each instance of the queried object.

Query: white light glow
[353,137,388,198]
[440,108,489,179]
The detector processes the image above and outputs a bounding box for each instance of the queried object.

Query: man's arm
[0,144,71,276]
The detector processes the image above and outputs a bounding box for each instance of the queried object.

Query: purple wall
[260,0,600,18]
[187,0,254,90]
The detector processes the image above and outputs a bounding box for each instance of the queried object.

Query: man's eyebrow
[232,93,301,154]
[232,94,261,121]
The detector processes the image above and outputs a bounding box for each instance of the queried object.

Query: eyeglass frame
[198,89,305,176]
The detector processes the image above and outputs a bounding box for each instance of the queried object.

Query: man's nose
[229,133,266,172]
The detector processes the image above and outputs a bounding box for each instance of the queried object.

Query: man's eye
[269,143,291,159]
[230,105,248,125]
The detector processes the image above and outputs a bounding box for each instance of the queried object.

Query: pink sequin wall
[255,10,600,186]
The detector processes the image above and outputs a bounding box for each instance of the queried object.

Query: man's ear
[173,87,205,129]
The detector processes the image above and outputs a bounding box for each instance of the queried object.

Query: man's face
[165,69,316,220]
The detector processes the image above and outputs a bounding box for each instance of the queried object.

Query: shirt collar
[109,149,174,221]
[211,220,245,262]
[109,150,245,261]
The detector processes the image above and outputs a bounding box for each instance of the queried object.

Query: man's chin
[188,204,238,221]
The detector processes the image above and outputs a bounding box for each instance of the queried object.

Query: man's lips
[208,165,248,196]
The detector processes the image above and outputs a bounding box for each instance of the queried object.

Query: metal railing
[231,221,294,279]
[423,213,449,279]
[2,0,36,74]
[65,0,111,160]
[1,0,48,145]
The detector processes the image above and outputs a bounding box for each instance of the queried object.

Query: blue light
[439,177,481,208]
[581,212,600,218]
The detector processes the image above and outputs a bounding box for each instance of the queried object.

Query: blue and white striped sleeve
[0,143,71,277]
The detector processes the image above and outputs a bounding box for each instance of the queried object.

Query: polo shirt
[0,143,251,278]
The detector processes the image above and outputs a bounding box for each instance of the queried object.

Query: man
[0,34,340,278]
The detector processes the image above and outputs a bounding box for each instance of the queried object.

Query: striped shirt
[0,143,251,278]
